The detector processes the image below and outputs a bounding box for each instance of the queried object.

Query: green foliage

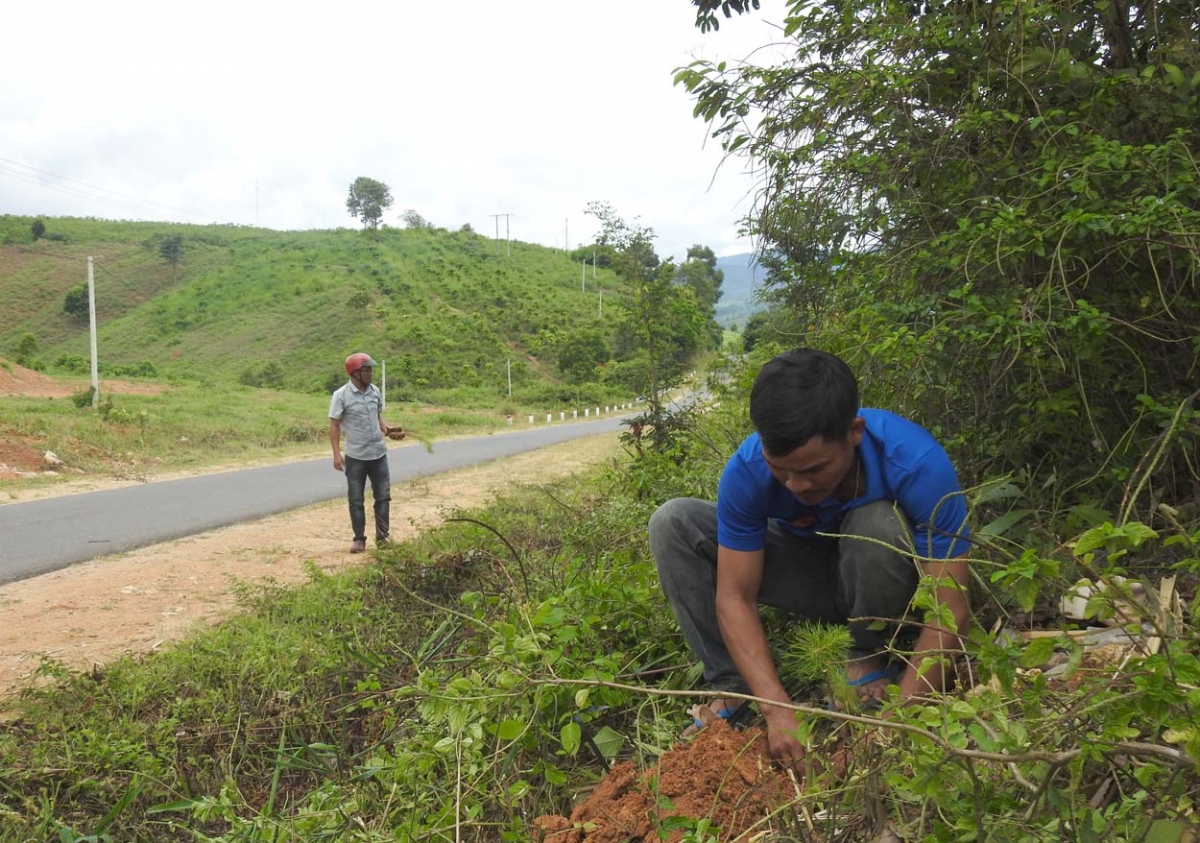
[585,202,715,412]
[0,215,635,407]
[157,234,183,269]
[238,360,285,389]
[12,331,39,369]
[30,219,45,240]
[69,387,95,408]
[345,176,393,230]
[62,283,89,321]
[401,208,433,230]
[4,385,1200,840]
[556,328,609,383]
[676,0,1200,516]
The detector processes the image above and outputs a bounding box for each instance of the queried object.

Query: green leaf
[591,726,625,759]
[1145,820,1186,843]
[977,509,1032,537]
[1019,636,1061,668]
[972,481,1022,504]
[949,700,976,719]
[560,721,582,755]
[496,719,525,741]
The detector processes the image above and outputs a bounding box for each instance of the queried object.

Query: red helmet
[344,352,377,376]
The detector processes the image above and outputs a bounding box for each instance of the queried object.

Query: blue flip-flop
[828,661,905,711]
[691,703,751,732]
[848,663,901,688]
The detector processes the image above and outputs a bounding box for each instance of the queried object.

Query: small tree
[63,284,89,321]
[402,209,431,230]
[159,235,184,281]
[13,332,39,367]
[30,219,45,241]
[346,177,393,230]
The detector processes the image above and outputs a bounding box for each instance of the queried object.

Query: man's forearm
[897,590,969,698]
[717,598,790,709]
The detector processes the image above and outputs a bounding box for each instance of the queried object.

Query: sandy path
[0,433,621,704]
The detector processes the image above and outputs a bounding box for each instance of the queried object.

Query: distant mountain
[714,252,769,329]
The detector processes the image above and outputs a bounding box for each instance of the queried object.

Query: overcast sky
[1,1,787,263]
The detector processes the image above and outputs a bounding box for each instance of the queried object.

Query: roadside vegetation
[0,378,513,496]
[2,0,1198,839]
[3,378,1200,841]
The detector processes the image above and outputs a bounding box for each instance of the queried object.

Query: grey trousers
[648,497,919,693]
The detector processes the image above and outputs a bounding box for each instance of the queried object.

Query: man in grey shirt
[329,353,405,553]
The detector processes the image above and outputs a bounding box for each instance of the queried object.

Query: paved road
[0,416,628,584]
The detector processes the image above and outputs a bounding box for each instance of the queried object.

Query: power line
[0,155,216,222]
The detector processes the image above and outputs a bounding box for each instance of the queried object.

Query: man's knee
[841,501,913,561]
[649,497,714,545]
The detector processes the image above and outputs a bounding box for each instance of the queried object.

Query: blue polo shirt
[717,409,970,559]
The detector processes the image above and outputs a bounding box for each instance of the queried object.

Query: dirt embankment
[0,357,166,480]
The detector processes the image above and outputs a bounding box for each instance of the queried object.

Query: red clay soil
[0,357,163,398]
[533,720,795,843]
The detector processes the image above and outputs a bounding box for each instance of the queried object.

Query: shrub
[55,354,90,374]
[63,284,89,320]
[239,361,285,389]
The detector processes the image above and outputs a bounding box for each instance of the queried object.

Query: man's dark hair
[749,348,859,455]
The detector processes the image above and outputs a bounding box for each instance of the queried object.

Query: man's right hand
[763,707,807,768]
[332,452,344,472]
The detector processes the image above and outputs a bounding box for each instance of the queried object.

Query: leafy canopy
[677,0,1200,511]
[346,176,393,230]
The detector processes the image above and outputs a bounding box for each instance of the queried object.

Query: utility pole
[490,212,514,257]
[506,359,512,396]
[87,257,99,409]
[564,218,569,253]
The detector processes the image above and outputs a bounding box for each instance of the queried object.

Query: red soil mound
[534,720,794,843]
[0,358,162,398]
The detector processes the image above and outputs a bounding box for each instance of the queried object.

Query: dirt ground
[534,717,798,843]
[0,360,163,400]
[0,359,168,480]
[0,431,622,704]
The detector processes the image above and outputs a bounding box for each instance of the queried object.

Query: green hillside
[0,215,626,406]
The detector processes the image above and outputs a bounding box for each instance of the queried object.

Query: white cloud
[1,0,785,261]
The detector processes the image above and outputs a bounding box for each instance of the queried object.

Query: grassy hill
[0,216,626,406]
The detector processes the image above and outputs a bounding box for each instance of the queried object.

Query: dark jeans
[344,455,391,541]
[648,497,919,693]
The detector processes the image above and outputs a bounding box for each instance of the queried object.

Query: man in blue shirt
[649,348,971,767]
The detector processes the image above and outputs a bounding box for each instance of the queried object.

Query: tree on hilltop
[159,235,184,281]
[401,209,433,230]
[346,177,393,230]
